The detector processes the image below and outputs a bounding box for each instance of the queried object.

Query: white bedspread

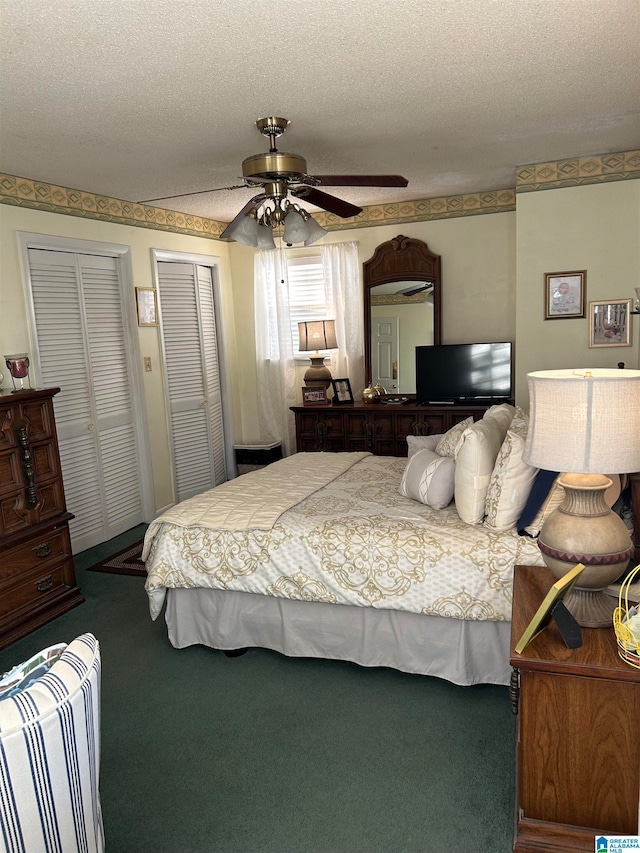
[144,453,545,621]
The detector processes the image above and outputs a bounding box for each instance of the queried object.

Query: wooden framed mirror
[363,235,441,395]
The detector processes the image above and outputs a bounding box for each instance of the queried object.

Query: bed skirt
[164,588,513,687]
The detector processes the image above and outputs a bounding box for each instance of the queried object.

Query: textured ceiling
[1,0,639,224]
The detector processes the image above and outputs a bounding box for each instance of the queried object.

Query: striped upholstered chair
[0,633,104,853]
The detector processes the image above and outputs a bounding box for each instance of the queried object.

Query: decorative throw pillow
[454,414,512,524]
[482,403,516,430]
[406,434,442,459]
[435,417,473,458]
[399,449,456,510]
[484,407,539,532]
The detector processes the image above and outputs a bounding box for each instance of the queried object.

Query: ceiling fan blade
[397,282,434,297]
[220,196,264,239]
[291,186,362,218]
[311,175,409,188]
[138,184,249,203]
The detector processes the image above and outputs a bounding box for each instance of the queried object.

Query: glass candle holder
[4,353,32,392]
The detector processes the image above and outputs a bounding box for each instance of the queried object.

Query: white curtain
[254,241,363,456]
[322,242,365,396]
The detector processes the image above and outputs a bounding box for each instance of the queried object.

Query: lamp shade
[283,209,309,244]
[298,319,338,352]
[303,217,327,246]
[256,222,276,249]
[524,368,640,473]
[228,214,259,247]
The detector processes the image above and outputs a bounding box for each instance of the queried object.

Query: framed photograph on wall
[544,271,586,319]
[136,287,158,326]
[331,377,354,404]
[589,299,632,347]
[301,386,329,406]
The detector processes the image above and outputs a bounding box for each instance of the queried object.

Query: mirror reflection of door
[369,281,434,393]
[372,316,399,391]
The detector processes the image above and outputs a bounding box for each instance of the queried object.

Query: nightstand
[510,564,640,853]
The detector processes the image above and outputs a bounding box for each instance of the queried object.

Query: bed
[143,448,546,686]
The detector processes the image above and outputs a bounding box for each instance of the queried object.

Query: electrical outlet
[144,357,152,372]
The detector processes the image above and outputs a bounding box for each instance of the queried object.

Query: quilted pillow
[406,434,442,458]
[399,449,456,510]
[484,407,539,532]
[435,417,473,457]
[454,414,512,524]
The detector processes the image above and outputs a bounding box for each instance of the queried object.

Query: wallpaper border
[1,149,638,240]
[516,150,640,193]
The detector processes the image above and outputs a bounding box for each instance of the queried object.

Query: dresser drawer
[0,563,70,620]
[0,526,71,584]
[0,479,67,539]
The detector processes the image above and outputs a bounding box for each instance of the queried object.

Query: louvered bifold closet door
[27,248,143,552]
[157,262,226,504]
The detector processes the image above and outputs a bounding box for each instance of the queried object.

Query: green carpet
[0,525,516,853]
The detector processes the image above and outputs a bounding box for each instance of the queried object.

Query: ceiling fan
[139,116,408,244]
[395,282,434,297]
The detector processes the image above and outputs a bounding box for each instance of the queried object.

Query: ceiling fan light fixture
[228,212,259,247]
[302,215,327,246]
[256,221,276,249]
[283,208,309,245]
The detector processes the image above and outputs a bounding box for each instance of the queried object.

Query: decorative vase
[361,384,378,404]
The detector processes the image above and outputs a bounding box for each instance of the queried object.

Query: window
[287,256,332,357]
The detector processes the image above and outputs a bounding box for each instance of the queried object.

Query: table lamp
[524,368,640,627]
[298,320,338,388]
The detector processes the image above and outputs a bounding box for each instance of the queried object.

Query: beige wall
[515,179,640,405]
[0,205,238,513]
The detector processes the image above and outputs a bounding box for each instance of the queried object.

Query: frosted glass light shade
[256,222,276,249]
[298,319,338,352]
[524,368,640,473]
[303,217,327,246]
[283,209,309,244]
[229,215,259,247]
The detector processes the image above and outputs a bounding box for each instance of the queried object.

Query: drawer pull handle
[36,574,54,592]
[33,543,52,559]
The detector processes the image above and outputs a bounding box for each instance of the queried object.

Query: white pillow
[399,449,455,510]
[454,415,512,524]
[435,417,473,457]
[406,434,442,458]
[484,407,539,532]
[483,403,516,430]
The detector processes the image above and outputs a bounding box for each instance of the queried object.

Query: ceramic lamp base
[538,473,633,628]
[304,355,332,389]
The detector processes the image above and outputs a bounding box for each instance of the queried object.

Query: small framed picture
[589,299,633,347]
[331,377,354,404]
[136,287,158,326]
[544,271,586,319]
[301,386,329,406]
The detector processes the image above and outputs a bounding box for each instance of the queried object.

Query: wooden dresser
[0,387,83,650]
[509,565,640,852]
[291,401,490,455]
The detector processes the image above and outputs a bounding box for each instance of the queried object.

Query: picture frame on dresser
[301,386,329,406]
[331,378,354,404]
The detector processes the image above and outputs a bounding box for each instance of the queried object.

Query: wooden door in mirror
[363,235,441,395]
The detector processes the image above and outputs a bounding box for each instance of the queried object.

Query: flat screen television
[415,342,512,404]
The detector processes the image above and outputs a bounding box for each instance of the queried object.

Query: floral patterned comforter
[144,454,544,622]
